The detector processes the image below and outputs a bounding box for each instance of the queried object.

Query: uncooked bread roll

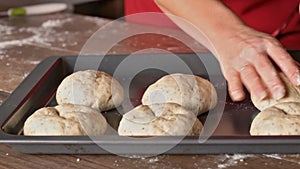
[250,102,300,135]
[118,103,203,136]
[56,70,124,111]
[24,104,107,136]
[251,73,300,110]
[141,73,217,115]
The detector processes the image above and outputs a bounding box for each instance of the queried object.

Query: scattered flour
[23,60,41,65]
[113,160,120,167]
[0,24,14,35]
[0,53,5,60]
[117,155,161,168]
[41,18,72,28]
[148,157,159,163]
[83,16,109,27]
[23,72,30,79]
[0,18,73,51]
[263,154,282,160]
[288,154,300,158]
[217,154,255,169]
[125,155,146,159]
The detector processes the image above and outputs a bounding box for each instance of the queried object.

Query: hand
[212,26,300,102]
[154,0,300,102]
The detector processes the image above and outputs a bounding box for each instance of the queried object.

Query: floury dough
[24,104,107,136]
[56,70,124,111]
[118,103,203,136]
[141,73,217,115]
[251,73,300,111]
[250,102,300,135]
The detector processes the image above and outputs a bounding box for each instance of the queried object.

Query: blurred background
[0,0,124,19]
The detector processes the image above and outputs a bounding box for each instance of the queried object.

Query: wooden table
[0,13,299,169]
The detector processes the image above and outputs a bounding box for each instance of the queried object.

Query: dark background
[74,0,124,19]
[0,0,124,19]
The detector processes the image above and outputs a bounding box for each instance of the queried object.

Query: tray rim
[1,52,300,154]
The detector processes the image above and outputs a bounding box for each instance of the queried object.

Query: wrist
[206,24,251,59]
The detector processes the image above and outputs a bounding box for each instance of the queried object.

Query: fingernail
[274,88,286,100]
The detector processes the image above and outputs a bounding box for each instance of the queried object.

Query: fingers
[266,42,300,86]
[251,53,286,100]
[225,70,245,101]
[239,46,286,100]
[216,30,298,102]
[239,64,268,101]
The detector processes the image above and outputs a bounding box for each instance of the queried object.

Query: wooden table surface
[0,13,299,169]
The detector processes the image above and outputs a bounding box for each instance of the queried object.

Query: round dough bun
[118,103,203,136]
[251,73,300,111]
[56,70,124,111]
[141,73,217,115]
[250,102,300,135]
[24,104,107,136]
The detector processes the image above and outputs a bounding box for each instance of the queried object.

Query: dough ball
[24,104,107,136]
[118,103,203,136]
[141,73,217,115]
[56,70,124,111]
[250,102,300,135]
[251,73,300,110]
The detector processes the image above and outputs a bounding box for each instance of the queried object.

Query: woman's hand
[155,0,300,102]
[213,26,300,101]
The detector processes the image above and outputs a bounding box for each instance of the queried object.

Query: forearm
[155,0,247,57]
[155,0,300,103]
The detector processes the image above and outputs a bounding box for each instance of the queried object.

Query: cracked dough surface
[118,103,203,136]
[250,102,300,135]
[24,104,107,136]
[56,70,124,111]
[141,73,217,115]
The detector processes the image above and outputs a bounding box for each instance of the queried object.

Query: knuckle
[248,77,260,88]
[267,80,281,90]
[278,52,291,61]
[264,37,276,44]
[228,78,241,89]
[240,66,253,76]
[240,46,257,59]
[252,76,260,83]
[256,58,271,68]
[259,72,280,89]
[289,69,300,79]
[252,83,265,93]
[265,38,281,47]
[228,85,241,93]
[262,76,283,92]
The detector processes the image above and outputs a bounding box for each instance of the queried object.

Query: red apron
[125,0,300,49]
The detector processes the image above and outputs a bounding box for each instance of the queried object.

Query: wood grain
[0,13,299,169]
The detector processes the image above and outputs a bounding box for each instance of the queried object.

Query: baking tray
[0,52,300,154]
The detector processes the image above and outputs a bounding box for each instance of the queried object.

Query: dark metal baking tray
[0,52,299,154]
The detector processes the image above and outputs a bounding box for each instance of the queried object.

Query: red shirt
[125,0,300,49]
